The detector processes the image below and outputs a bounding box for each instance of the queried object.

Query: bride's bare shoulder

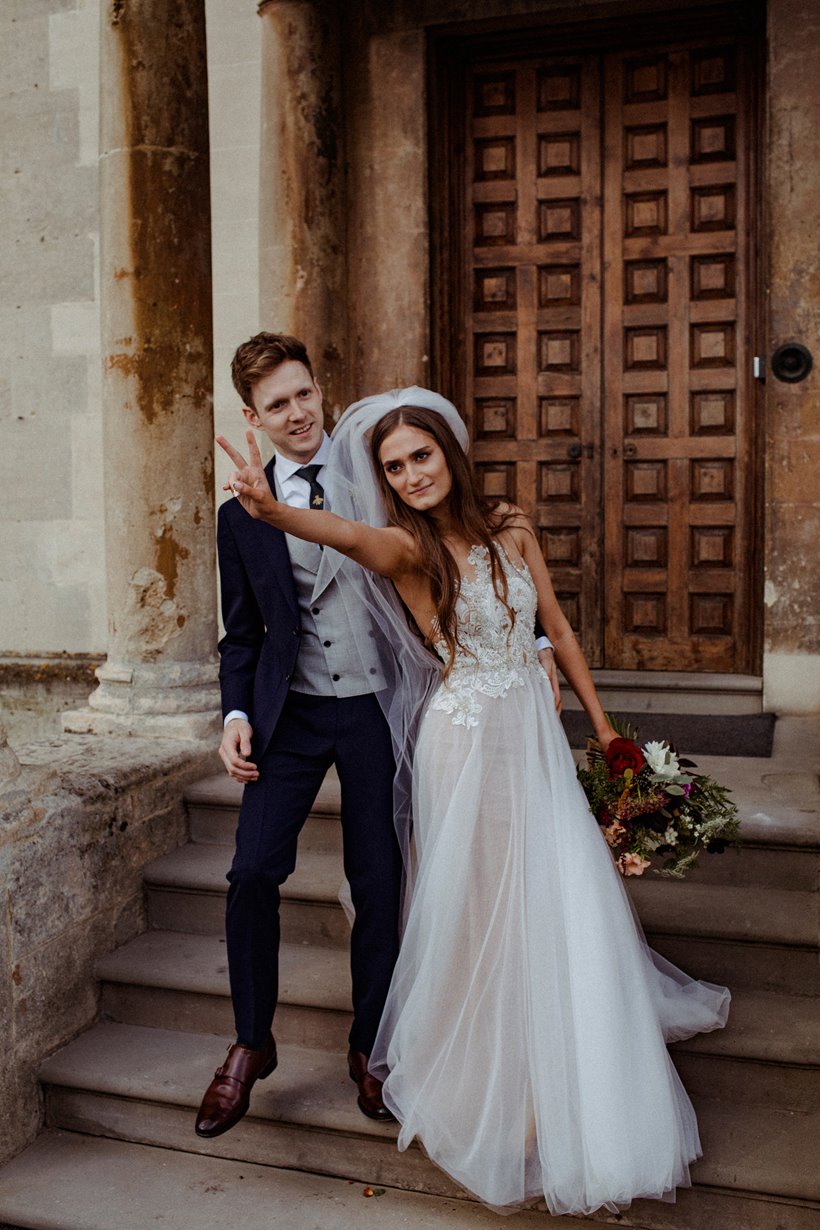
[491,502,536,543]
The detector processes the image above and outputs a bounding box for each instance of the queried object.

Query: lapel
[254,456,300,619]
[311,537,337,601]
[273,456,323,576]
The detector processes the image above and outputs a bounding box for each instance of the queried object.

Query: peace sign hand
[217,430,279,521]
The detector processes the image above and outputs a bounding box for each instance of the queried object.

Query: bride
[219,386,730,1217]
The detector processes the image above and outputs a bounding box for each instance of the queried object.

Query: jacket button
[285,672,291,681]
[332,674,340,682]
[323,640,332,648]
[312,606,320,615]
[292,627,299,636]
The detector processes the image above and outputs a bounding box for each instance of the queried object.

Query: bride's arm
[514,519,617,750]
[218,432,416,581]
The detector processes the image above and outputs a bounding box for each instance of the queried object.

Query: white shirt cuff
[224,709,249,727]
[534,636,553,652]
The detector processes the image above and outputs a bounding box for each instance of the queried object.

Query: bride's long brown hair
[370,406,518,674]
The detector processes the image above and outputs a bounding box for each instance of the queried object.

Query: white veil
[321,387,469,890]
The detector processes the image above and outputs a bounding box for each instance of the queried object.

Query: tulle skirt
[369,670,730,1216]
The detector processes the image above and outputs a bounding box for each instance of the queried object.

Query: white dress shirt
[271,433,333,509]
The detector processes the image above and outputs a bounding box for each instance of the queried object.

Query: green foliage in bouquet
[577,715,741,878]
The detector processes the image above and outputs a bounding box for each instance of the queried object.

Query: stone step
[145,840,349,946]
[97,929,820,1085]
[98,930,352,1050]
[151,836,820,944]
[678,843,818,891]
[0,1130,575,1230]
[184,769,820,891]
[3,1141,816,1230]
[625,878,818,947]
[144,833,819,993]
[666,756,820,890]
[185,772,341,846]
[644,933,819,998]
[39,1023,820,1212]
[628,879,819,995]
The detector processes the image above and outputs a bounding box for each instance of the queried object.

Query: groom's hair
[231,333,314,409]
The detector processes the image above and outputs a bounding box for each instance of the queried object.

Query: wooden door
[452,34,759,673]
[467,58,605,662]
[602,44,755,670]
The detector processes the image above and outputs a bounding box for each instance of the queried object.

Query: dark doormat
[562,710,777,758]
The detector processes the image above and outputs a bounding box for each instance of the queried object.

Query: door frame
[427,0,766,675]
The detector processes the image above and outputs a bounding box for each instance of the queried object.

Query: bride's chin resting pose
[218,388,730,1218]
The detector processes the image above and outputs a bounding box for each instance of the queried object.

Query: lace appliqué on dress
[430,544,544,728]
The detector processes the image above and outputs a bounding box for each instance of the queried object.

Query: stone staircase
[1,747,819,1230]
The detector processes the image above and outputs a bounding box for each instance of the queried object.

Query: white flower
[663,827,679,846]
[643,739,681,780]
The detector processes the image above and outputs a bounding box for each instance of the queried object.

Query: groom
[195,332,402,1135]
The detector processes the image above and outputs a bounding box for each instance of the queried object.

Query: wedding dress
[369,543,730,1216]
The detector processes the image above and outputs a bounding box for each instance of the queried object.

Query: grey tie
[294,464,325,510]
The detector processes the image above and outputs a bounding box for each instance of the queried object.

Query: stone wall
[0,0,105,657]
[1,0,262,666]
[0,735,217,1164]
[763,0,820,713]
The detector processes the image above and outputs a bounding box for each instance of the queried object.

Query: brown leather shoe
[195,1034,277,1138]
[348,1049,396,1122]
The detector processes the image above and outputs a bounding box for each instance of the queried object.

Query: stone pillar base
[61,708,219,740]
[61,659,220,741]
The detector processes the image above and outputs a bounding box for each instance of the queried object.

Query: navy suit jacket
[217,457,303,758]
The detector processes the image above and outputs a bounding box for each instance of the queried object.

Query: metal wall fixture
[771,342,813,383]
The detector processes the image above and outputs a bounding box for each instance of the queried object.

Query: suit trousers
[225,690,401,1053]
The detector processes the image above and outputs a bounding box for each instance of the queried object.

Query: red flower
[605,737,645,779]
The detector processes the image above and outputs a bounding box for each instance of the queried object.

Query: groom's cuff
[534,636,553,652]
[224,709,249,727]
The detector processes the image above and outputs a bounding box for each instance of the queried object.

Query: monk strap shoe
[195,1034,278,1138]
[348,1048,396,1122]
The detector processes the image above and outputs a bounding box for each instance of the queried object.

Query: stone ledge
[0,655,103,688]
[0,735,219,1167]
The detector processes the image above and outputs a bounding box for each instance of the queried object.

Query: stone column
[258,0,347,418]
[345,23,429,396]
[64,0,219,739]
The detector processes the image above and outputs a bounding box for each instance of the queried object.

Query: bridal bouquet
[577,720,740,878]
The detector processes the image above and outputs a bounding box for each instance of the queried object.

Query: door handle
[623,443,638,457]
[567,443,594,460]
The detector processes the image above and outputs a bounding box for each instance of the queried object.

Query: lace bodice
[430,544,545,727]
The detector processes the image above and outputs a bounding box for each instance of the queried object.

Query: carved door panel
[602,44,754,670]
[461,38,757,672]
[468,58,605,663]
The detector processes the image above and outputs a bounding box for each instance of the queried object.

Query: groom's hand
[537,647,562,713]
[217,430,279,522]
[219,717,259,782]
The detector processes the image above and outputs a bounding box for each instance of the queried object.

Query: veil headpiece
[327,385,468,524]
[321,387,469,898]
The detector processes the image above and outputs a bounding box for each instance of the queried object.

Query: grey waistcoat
[275,471,386,698]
